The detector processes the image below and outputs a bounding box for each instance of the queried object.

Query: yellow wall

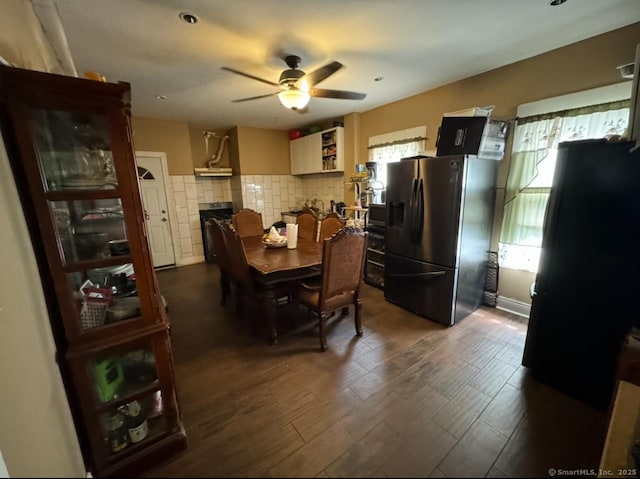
[236,126,290,174]
[129,120,286,176]
[0,0,86,477]
[358,23,639,157]
[131,116,193,175]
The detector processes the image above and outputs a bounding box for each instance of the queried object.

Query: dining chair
[296,208,318,242]
[208,219,234,306]
[221,223,256,315]
[232,208,264,238]
[221,223,290,337]
[296,226,368,351]
[318,212,344,241]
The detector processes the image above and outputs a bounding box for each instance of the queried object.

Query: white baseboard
[496,296,531,318]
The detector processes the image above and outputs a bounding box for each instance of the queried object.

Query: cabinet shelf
[46,189,123,201]
[96,381,161,412]
[62,255,133,273]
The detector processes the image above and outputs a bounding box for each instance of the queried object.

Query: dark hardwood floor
[144,262,607,478]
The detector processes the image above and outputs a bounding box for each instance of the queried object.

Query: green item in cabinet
[93,357,124,402]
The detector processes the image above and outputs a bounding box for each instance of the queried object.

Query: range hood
[194,167,233,177]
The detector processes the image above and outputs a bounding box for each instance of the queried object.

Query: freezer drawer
[384,253,456,326]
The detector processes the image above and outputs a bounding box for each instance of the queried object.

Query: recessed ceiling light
[155,94,166,100]
[374,76,384,82]
[549,0,567,5]
[179,12,198,24]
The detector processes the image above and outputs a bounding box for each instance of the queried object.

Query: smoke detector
[617,62,635,79]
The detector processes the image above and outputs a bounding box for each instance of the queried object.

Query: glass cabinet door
[19,102,159,340]
[28,109,118,192]
[68,333,180,467]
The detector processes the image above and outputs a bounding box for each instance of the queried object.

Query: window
[499,98,630,272]
[368,126,427,187]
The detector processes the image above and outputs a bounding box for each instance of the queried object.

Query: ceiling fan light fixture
[277,89,310,110]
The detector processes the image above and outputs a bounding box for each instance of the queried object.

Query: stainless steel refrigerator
[522,139,640,410]
[384,155,498,326]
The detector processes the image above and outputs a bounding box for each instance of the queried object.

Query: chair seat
[298,287,354,312]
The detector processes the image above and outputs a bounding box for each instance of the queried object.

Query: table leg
[261,290,278,345]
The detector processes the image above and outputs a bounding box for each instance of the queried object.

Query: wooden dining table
[242,235,324,344]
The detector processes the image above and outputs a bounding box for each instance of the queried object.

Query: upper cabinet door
[28,108,119,193]
[0,67,162,344]
[289,127,343,175]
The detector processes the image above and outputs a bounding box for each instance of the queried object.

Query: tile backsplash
[167,173,344,265]
[236,173,344,227]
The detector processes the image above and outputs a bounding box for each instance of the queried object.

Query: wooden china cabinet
[0,66,186,477]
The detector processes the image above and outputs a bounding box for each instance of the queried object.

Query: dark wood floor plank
[433,384,492,439]
[139,263,608,478]
[468,357,517,398]
[427,358,480,399]
[381,419,457,478]
[269,422,355,478]
[438,419,508,478]
[326,421,403,477]
[383,383,450,440]
[291,387,362,443]
[479,384,529,437]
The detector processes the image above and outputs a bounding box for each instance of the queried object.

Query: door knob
[162,217,168,222]
[144,209,150,220]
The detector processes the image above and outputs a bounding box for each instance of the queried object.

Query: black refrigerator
[523,139,640,410]
[384,155,498,326]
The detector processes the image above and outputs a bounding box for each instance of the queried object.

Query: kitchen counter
[281,209,331,221]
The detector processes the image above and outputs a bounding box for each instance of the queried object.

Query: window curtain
[368,137,425,186]
[499,101,629,272]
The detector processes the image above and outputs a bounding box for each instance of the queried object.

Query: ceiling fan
[221,55,366,111]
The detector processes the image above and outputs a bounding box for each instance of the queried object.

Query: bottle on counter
[125,400,149,443]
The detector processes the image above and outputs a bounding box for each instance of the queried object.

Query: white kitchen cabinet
[290,126,343,175]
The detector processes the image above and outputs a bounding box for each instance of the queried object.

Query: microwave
[435,116,508,160]
[368,203,386,228]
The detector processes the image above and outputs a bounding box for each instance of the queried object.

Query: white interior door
[135,153,175,267]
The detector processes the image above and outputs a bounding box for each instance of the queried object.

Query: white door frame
[135,150,180,268]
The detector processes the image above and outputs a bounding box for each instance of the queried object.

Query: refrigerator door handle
[409,178,418,241]
[415,178,425,242]
[389,271,446,278]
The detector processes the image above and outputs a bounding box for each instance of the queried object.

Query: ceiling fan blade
[231,92,278,103]
[221,66,280,87]
[309,88,366,100]
[298,61,343,88]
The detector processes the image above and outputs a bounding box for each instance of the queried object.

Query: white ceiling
[54,0,640,131]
